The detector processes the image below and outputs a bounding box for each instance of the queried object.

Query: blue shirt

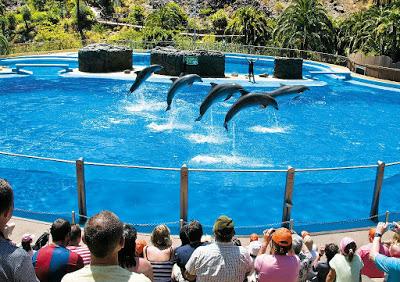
[374,254,400,282]
[175,242,204,268]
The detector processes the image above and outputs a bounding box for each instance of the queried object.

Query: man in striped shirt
[32,219,84,282]
[67,224,91,265]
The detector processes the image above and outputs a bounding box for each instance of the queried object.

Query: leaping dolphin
[268,84,310,98]
[223,93,279,130]
[166,74,203,111]
[195,83,249,121]
[128,65,163,94]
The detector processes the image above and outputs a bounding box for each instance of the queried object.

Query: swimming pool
[1,52,400,234]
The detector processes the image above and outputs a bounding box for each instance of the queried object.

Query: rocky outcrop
[273,57,303,79]
[78,43,132,73]
[150,47,225,77]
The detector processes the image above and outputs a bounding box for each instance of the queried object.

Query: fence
[5,40,348,67]
[1,150,399,233]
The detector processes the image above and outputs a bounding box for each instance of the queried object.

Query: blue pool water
[1,53,400,233]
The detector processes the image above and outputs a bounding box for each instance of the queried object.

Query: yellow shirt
[61,265,151,282]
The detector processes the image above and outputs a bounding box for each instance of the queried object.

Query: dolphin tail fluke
[166,105,171,111]
[195,115,202,121]
[223,122,228,131]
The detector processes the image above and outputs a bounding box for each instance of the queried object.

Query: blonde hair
[151,224,172,249]
[392,233,400,244]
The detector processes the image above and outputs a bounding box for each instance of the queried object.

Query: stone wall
[273,57,303,79]
[78,43,132,73]
[150,47,225,77]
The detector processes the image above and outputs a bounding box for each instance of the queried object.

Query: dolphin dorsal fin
[279,83,286,87]
[179,72,185,77]
[210,82,218,88]
[170,78,178,82]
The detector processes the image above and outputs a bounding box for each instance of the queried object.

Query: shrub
[145,2,188,31]
[210,9,228,32]
[127,5,145,26]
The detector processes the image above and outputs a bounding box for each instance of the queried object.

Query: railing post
[180,164,188,224]
[282,166,295,228]
[71,211,76,225]
[385,210,390,223]
[370,161,385,221]
[76,157,87,224]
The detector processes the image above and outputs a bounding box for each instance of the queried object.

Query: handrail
[0,151,399,172]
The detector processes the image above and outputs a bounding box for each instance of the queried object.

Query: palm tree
[273,0,335,53]
[225,6,271,45]
[0,33,8,55]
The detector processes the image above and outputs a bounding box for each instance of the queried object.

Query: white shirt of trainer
[186,241,253,282]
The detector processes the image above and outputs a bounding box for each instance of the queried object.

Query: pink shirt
[357,243,389,278]
[255,254,300,282]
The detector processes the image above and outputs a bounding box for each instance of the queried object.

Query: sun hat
[213,215,234,233]
[248,240,262,256]
[21,233,34,243]
[340,237,355,254]
[272,228,292,247]
[291,234,303,254]
[368,228,376,239]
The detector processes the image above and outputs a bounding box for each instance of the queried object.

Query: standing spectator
[185,215,252,282]
[357,227,389,278]
[118,224,153,281]
[312,243,339,282]
[291,234,313,282]
[172,220,204,281]
[33,218,84,282]
[67,224,91,265]
[247,58,256,83]
[178,224,190,247]
[246,240,262,282]
[255,227,300,282]
[326,237,363,282]
[143,224,175,281]
[21,234,36,257]
[369,222,400,282]
[0,178,38,282]
[249,233,259,242]
[62,211,150,282]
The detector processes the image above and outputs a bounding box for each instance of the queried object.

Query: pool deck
[8,216,391,281]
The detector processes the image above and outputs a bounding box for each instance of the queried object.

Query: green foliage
[0,33,8,54]
[226,6,271,45]
[338,3,400,60]
[7,13,16,32]
[202,33,216,43]
[75,1,95,30]
[199,7,213,17]
[145,2,188,31]
[32,0,46,11]
[127,5,145,25]
[35,23,79,43]
[210,9,228,32]
[0,0,5,16]
[273,0,335,52]
[108,26,141,41]
[141,26,174,42]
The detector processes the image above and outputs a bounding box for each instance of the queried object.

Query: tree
[127,5,145,26]
[145,2,188,31]
[0,33,8,54]
[273,0,335,53]
[225,6,271,45]
[21,5,32,32]
[210,9,228,33]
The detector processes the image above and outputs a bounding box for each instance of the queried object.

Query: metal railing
[0,150,398,229]
[5,40,348,66]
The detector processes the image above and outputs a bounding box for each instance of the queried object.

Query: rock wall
[274,58,303,79]
[150,47,225,77]
[78,43,132,73]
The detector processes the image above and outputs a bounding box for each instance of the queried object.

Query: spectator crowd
[1,178,400,282]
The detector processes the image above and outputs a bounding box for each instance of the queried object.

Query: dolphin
[267,84,310,98]
[128,65,163,94]
[223,93,279,130]
[166,74,203,111]
[195,83,249,121]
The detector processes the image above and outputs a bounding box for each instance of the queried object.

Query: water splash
[147,122,192,132]
[190,154,273,168]
[249,125,290,134]
[185,133,228,144]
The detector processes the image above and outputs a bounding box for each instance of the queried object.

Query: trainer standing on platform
[247,58,256,83]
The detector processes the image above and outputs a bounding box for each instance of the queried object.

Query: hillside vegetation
[0,0,399,62]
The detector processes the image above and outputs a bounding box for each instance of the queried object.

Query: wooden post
[76,157,87,224]
[385,210,390,223]
[370,161,385,221]
[180,164,188,224]
[71,211,76,225]
[282,167,295,228]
